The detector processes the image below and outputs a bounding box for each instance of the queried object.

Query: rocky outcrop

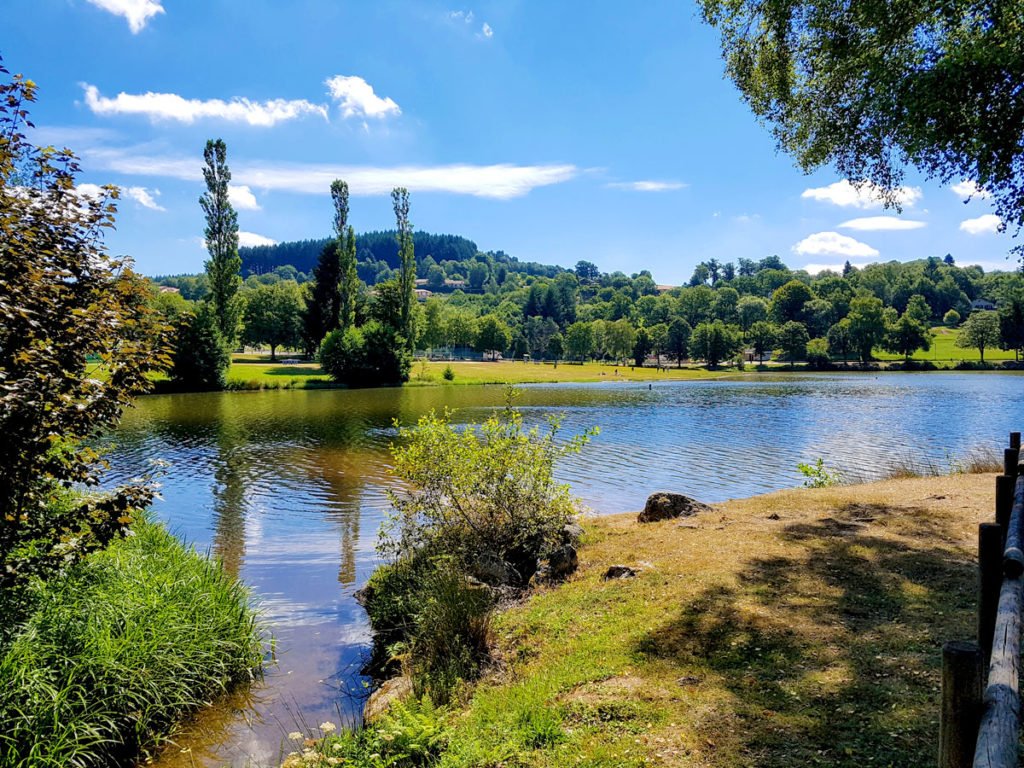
[531,544,579,585]
[637,492,711,523]
[362,676,414,723]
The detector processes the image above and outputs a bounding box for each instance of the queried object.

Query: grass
[0,519,264,768]
[430,473,991,767]
[294,471,996,767]
[873,325,1018,363]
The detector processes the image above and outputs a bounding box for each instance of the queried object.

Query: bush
[0,519,262,767]
[319,321,411,387]
[944,309,961,327]
[443,364,455,381]
[170,302,232,390]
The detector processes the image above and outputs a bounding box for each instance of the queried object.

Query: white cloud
[951,180,992,199]
[123,186,164,210]
[228,185,260,210]
[792,231,879,258]
[324,76,400,119]
[481,22,494,37]
[75,183,106,200]
[83,147,578,199]
[959,214,1003,235]
[84,0,164,33]
[238,231,277,247]
[838,216,926,231]
[605,180,686,192]
[801,179,922,209]
[448,10,493,39]
[82,84,328,126]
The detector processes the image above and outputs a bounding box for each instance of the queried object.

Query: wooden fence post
[996,476,1014,535]
[1010,432,1021,452]
[1005,449,1019,478]
[980,523,1003,667]
[940,641,983,768]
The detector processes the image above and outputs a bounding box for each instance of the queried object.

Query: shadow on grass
[634,504,975,767]
[257,366,325,377]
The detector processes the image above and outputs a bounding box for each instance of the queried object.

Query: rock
[637,492,712,524]
[603,564,638,580]
[562,520,585,544]
[352,583,373,608]
[532,544,578,586]
[362,676,414,723]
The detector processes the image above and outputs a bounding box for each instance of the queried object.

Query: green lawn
[873,325,1018,363]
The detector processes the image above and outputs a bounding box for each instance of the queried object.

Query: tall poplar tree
[392,187,415,345]
[332,180,359,330]
[200,139,241,343]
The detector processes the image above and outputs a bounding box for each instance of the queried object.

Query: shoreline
[287,471,996,767]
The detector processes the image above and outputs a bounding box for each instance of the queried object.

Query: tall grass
[0,519,263,767]
[861,444,1005,483]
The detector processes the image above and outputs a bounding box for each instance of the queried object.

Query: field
[873,325,1018,363]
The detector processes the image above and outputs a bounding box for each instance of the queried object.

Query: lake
[102,373,1024,767]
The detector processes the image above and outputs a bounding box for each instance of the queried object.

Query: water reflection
[99,374,1024,767]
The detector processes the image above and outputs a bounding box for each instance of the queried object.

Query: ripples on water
[100,373,1024,767]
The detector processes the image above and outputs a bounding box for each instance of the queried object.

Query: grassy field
[873,325,1018,363]
[432,473,989,767]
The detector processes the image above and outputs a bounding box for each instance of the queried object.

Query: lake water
[103,373,1024,767]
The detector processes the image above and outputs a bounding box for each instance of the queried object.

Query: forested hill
[242,231,478,275]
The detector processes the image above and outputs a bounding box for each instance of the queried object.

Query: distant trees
[778,321,809,362]
[690,320,741,368]
[565,322,595,362]
[847,295,886,363]
[393,188,416,346]
[475,316,511,360]
[667,318,691,367]
[883,312,932,360]
[200,139,242,344]
[748,321,776,364]
[999,292,1024,360]
[333,180,359,331]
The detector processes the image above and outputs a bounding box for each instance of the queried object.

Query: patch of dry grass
[438,474,994,767]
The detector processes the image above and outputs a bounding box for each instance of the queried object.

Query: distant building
[656,285,674,294]
[971,299,996,311]
[158,286,180,294]
[414,288,432,300]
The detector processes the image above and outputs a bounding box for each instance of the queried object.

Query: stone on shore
[637,492,712,523]
[363,676,414,723]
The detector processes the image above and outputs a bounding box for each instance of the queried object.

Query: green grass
[873,325,1018,363]
[0,519,264,768]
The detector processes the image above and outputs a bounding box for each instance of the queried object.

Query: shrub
[805,337,831,369]
[0,519,262,767]
[170,302,232,390]
[944,309,961,327]
[319,321,411,387]
[796,458,841,488]
[443,364,455,381]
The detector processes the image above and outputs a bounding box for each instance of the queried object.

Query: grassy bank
[0,519,263,768]
[294,472,990,767]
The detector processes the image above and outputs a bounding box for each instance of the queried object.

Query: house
[971,299,996,311]
[656,285,675,294]
[414,288,432,300]
[158,286,180,294]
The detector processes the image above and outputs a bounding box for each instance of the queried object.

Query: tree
[633,326,652,367]
[0,66,170,586]
[172,302,232,390]
[475,315,512,359]
[468,261,489,291]
[999,291,1024,360]
[956,311,1001,363]
[799,298,835,338]
[200,139,242,343]
[420,298,446,350]
[242,281,303,360]
[690,321,741,368]
[605,319,637,364]
[546,333,564,361]
[446,310,478,350]
[905,294,932,325]
[667,318,692,367]
[847,294,886,363]
[689,263,711,286]
[426,264,446,290]
[806,337,830,369]
[769,280,814,324]
[565,321,595,362]
[778,321,809,362]
[944,309,961,327]
[712,286,740,324]
[883,313,932,360]
[748,321,776,363]
[575,260,600,281]
[332,180,359,331]
[700,0,1024,256]
[302,240,341,354]
[392,187,416,346]
[737,295,768,332]
[826,319,853,364]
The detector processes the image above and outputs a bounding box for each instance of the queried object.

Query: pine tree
[200,139,241,343]
[332,180,359,330]
[392,187,415,345]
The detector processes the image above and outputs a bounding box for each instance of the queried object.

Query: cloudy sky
[4,0,1017,281]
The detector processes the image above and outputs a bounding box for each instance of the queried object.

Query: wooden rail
[939,431,1023,768]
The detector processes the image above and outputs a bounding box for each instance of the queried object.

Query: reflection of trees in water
[212,420,251,578]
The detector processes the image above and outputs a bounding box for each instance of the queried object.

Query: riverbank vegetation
[0,61,262,766]
[290,471,993,768]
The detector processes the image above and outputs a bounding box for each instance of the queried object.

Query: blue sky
[4,0,1018,283]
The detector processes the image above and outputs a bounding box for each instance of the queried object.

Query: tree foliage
[0,63,170,588]
[956,311,1001,362]
[200,139,242,342]
[242,281,303,359]
[700,0,1024,254]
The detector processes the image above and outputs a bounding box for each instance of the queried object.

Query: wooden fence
[940,431,1024,768]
